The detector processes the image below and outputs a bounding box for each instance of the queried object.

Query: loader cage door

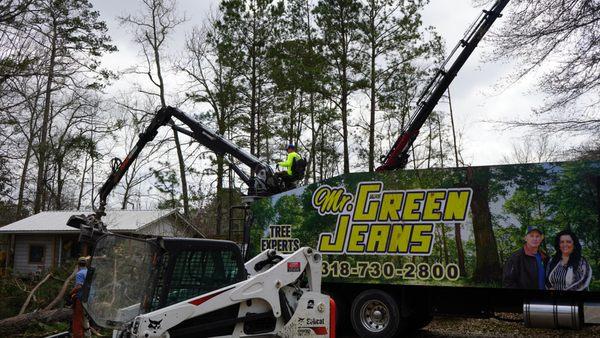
[83,234,160,329]
[150,238,246,311]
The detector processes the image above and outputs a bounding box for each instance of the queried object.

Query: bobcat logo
[148,319,162,330]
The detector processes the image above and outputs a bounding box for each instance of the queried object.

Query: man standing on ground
[70,256,90,338]
[502,226,548,289]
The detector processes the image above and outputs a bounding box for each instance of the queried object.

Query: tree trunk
[319,127,325,180]
[454,223,467,276]
[438,116,444,167]
[309,93,316,183]
[341,79,349,174]
[76,155,88,210]
[216,154,224,236]
[427,119,433,168]
[448,87,459,167]
[368,14,376,172]
[55,158,63,210]
[121,179,131,210]
[17,139,33,216]
[256,85,262,158]
[0,308,71,334]
[173,131,189,217]
[440,223,449,265]
[34,21,57,213]
[250,24,257,159]
[467,166,502,283]
[45,269,76,311]
[448,87,466,275]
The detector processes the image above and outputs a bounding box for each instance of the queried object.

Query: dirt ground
[410,315,600,337]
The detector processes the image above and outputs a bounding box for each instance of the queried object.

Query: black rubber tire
[350,289,403,338]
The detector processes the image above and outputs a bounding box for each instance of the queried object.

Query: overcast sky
[89,0,569,168]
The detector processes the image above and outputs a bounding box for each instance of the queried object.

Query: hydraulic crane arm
[96,106,276,218]
[376,0,510,171]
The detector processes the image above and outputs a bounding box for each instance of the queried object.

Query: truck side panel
[252,161,600,296]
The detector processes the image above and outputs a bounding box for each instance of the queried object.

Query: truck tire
[350,289,403,337]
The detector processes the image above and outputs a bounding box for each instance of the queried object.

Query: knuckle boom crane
[377,0,510,172]
[69,105,284,245]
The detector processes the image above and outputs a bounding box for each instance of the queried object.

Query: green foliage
[152,161,182,210]
[0,261,76,319]
[249,197,277,256]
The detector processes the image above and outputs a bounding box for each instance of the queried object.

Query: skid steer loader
[65,226,333,338]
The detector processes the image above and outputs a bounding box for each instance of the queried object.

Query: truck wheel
[351,289,402,337]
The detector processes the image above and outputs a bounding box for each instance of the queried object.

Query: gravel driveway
[410,315,600,337]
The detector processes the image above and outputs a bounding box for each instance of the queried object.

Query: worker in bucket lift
[276,144,302,189]
[70,256,91,338]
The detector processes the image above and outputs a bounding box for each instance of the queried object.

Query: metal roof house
[0,209,202,276]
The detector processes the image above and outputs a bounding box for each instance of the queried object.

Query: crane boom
[376,0,510,171]
[95,106,277,218]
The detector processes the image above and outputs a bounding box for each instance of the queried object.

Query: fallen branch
[0,308,71,334]
[19,272,53,315]
[14,277,26,291]
[45,268,77,311]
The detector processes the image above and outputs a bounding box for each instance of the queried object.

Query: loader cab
[150,238,246,310]
[81,234,245,330]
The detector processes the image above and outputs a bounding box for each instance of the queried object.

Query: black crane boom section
[96,106,273,217]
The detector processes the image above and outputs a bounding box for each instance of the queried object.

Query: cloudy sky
[89,0,566,167]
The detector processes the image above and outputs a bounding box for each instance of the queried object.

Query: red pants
[72,298,85,338]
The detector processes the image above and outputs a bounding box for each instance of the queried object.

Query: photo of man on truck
[502,225,548,290]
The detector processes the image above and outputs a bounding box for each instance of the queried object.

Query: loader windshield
[84,234,159,329]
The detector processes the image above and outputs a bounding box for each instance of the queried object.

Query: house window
[29,245,45,264]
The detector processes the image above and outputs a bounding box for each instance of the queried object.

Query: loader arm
[377,0,510,171]
[129,247,325,337]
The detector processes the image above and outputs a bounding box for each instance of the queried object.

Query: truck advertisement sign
[252,161,600,291]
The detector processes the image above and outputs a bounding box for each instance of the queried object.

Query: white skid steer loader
[76,233,334,338]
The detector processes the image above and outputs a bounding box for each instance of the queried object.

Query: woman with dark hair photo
[546,229,592,291]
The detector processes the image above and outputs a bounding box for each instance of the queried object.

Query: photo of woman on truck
[546,229,592,291]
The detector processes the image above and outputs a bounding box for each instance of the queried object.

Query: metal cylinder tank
[523,300,582,329]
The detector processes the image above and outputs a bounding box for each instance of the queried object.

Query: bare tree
[177,20,246,234]
[502,134,561,164]
[481,0,600,135]
[27,0,115,213]
[120,0,191,217]
[114,99,165,210]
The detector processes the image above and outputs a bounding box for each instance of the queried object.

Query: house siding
[136,216,199,238]
[14,234,57,275]
[139,218,178,237]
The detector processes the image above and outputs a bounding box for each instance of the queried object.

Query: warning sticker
[287,262,301,272]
